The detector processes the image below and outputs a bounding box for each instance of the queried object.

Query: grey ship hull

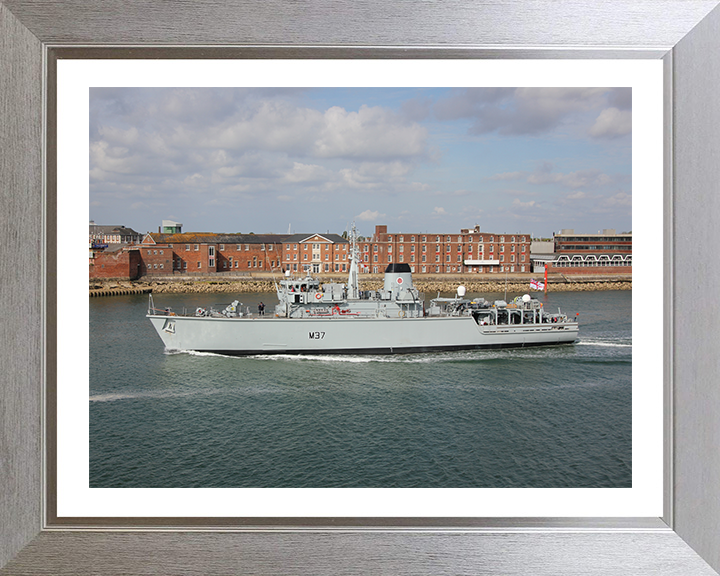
[148,314,579,356]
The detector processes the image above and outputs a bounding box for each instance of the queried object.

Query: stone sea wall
[90,274,631,296]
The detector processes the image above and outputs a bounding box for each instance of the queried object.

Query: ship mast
[347,222,360,300]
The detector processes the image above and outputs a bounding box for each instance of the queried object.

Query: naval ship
[148,228,579,355]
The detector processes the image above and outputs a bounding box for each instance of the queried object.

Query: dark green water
[90,290,631,488]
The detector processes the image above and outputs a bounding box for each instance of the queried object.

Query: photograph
[87,86,632,489]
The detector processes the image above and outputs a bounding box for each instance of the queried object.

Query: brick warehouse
[140,232,288,276]
[88,223,630,280]
[365,225,532,274]
[89,246,142,279]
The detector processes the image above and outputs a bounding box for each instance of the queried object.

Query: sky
[89,87,632,239]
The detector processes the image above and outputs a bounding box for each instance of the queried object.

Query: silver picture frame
[2,1,720,574]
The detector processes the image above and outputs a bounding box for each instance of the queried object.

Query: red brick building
[282,233,350,274]
[364,225,532,274]
[547,229,632,275]
[89,247,142,279]
[140,232,288,276]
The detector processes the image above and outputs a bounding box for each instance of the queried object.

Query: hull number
[309,331,326,339]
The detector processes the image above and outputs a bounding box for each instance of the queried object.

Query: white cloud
[433,207,448,216]
[357,209,386,221]
[589,107,632,139]
[600,192,632,207]
[434,87,613,136]
[490,164,614,190]
[512,199,536,209]
[566,191,588,200]
[283,162,332,184]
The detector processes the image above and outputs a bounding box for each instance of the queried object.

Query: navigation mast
[347,222,360,300]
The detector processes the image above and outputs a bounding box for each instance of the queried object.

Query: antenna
[504,267,508,302]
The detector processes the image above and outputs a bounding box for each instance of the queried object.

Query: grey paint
[2,0,720,574]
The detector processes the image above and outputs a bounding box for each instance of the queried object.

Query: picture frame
[2,1,720,574]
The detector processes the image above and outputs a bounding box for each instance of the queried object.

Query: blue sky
[89,87,631,238]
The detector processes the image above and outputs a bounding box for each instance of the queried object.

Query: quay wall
[89,273,631,297]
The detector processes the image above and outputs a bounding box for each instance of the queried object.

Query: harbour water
[90,289,631,488]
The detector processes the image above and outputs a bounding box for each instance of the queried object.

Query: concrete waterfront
[89,273,631,296]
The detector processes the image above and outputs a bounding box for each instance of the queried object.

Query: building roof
[89,224,141,236]
[143,232,292,245]
[282,233,349,244]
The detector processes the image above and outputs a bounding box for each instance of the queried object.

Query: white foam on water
[577,339,632,348]
[90,390,192,403]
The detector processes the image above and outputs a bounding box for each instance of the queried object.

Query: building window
[411,255,415,262]
[194,244,199,251]
[208,246,215,257]
[446,255,451,262]
[374,255,378,262]
[183,262,187,269]
[435,255,439,262]
[245,244,249,251]
[235,261,238,268]
[374,245,378,252]
[219,244,225,251]
[209,258,215,267]
[422,255,426,262]
[197,262,201,268]
[399,255,403,262]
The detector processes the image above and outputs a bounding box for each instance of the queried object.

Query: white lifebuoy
[398,310,406,318]
[315,293,323,300]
